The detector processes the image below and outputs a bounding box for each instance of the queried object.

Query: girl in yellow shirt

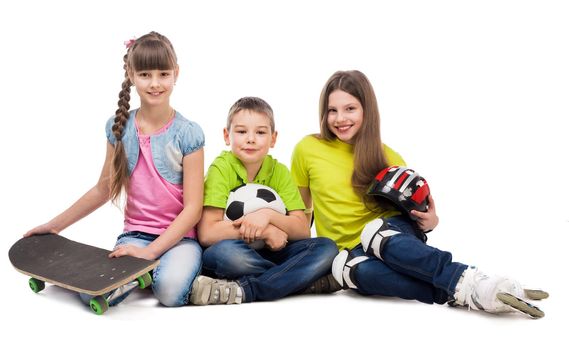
[291,70,547,318]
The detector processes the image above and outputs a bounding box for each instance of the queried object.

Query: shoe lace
[464,272,515,312]
[454,268,486,311]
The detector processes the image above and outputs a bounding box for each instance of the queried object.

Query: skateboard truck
[88,272,153,315]
[27,271,153,315]
[10,234,159,315]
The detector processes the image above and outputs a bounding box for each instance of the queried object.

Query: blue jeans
[80,231,202,307]
[202,237,338,302]
[350,216,468,304]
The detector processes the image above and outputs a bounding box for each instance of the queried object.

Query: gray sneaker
[301,274,342,294]
[190,276,244,305]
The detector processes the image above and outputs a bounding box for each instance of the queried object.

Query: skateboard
[9,233,159,315]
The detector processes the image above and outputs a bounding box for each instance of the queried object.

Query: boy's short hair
[227,97,275,132]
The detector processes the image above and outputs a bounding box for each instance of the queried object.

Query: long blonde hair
[319,70,388,199]
[110,32,178,204]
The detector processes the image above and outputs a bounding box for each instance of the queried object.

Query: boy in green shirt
[190,97,338,305]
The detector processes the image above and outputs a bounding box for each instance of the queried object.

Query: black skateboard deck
[9,234,159,314]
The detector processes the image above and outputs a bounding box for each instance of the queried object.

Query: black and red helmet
[367,166,430,220]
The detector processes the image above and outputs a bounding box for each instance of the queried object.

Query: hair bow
[124,38,136,49]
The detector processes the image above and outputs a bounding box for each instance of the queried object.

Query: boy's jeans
[202,237,338,302]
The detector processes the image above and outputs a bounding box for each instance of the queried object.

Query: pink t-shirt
[123,118,196,238]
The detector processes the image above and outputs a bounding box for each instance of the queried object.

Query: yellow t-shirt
[291,135,406,250]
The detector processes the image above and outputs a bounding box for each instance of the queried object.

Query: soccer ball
[224,183,287,249]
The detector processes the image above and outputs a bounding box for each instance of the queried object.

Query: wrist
[258,225,271,240]
[145,245,161,260]
[47,220,62,234]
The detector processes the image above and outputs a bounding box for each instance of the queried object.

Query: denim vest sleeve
[150,115,205,184]
[105,116,117,145]
[105,112,139,175]
[180,121,205,156]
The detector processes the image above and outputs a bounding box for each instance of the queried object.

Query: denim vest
[105,110,205,184]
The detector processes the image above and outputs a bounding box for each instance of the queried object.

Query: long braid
[108,32,177,204]
[110,52,132,204]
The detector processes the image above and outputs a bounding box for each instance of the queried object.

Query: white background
[1,0,567,349]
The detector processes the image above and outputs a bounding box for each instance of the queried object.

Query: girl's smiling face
[130,68,178,107]
[326,89,364,144]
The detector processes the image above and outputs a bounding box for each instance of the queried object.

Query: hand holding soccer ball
[224,183,287,250]
[233,209,271,244]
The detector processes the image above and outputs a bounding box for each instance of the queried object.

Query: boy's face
[224,109,277,167]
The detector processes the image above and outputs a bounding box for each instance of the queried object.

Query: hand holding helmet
[367,166,438,233]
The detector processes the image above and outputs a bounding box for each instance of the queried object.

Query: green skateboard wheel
[137,272,152,289]
[90,296,109,315]
[28,278,45,293]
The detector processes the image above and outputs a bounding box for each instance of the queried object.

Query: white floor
[2,2,568,349]
[4,218,566,350]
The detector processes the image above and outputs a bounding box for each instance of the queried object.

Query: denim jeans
[202,237,338,302]
[350,216,468,305]
[79,231,202,307]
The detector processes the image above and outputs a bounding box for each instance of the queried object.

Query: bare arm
[235,207,310,242]
[24,142,114,237]
[198,206,306,249]
[197,206,243,247]
[298,186,313,226]
[272,210,310,240]
[111,149,205,260]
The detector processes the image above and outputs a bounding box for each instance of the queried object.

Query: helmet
[367,166,430,220]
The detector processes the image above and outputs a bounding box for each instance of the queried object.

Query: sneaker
[190,276,243,305]
[451,266,545,318]
[301,274,342,294]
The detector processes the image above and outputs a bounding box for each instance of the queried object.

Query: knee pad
[331,249,369,290]
[360,218,400,261]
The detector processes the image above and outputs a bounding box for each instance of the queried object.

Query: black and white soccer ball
[224,183,287,249]
[224,183,286,221]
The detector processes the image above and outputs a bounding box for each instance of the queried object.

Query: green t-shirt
[291,135,406,251]
[204,151,305,212]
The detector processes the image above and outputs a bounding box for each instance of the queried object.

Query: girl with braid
[25,32,205,308]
